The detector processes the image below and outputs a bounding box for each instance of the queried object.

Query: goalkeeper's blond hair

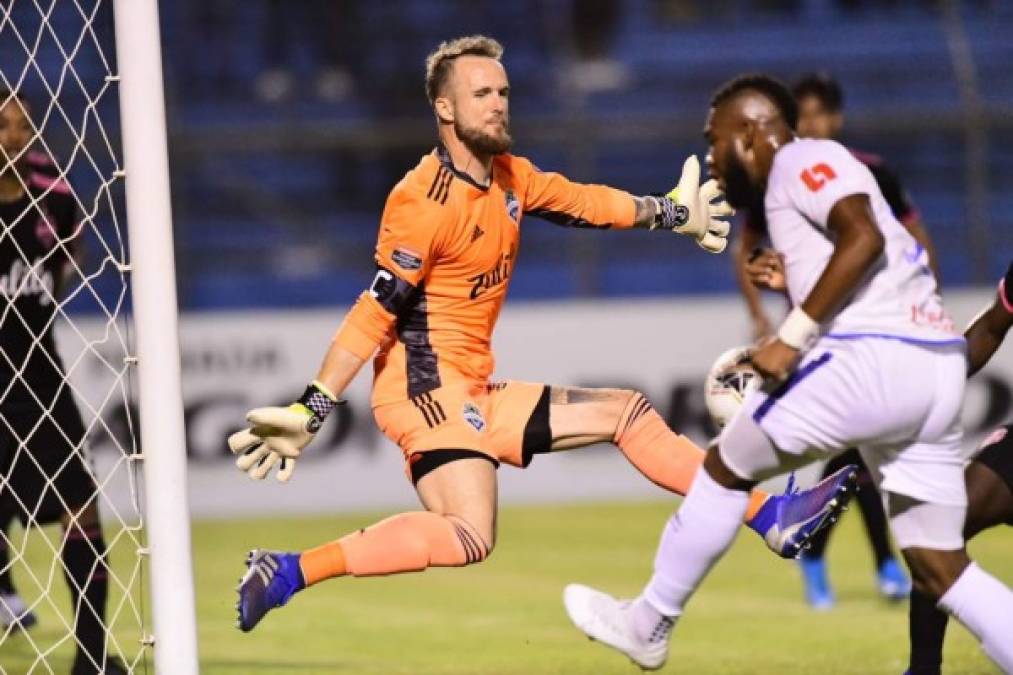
[425,35,504,105]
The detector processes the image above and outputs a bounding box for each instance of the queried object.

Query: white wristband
[777,307,820,351]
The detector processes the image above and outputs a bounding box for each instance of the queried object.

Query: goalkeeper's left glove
[647,155,734,253]
[227,380,343,483]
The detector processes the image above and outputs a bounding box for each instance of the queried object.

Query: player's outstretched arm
[227,289,395,483]
[635,156,734,253]
[520,155,733,252]
[228,184,442,482]
[964,262,1013,377]
[227,337,369,479]
[228,377,346,483]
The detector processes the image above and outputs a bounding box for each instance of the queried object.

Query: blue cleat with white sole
[236,549,305,632]
[748,465,859,559]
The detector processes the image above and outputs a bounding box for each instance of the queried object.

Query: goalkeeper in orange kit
[229,35,857,634]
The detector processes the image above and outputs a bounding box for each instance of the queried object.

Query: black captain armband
[368,265,419,314]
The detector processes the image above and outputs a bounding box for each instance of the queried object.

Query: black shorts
[0,388,97,525]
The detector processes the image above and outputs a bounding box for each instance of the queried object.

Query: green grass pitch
[4,500,1009,674]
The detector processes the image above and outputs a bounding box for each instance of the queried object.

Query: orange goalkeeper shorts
[373,381,549,478]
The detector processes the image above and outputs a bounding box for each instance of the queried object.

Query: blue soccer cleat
[877,557,912,601]
[749,465,859,559]
[798,555,835,610]
[236,549,305,632]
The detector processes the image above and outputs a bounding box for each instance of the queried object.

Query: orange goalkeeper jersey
[335,146,637,407]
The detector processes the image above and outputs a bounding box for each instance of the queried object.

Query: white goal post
[113,1,199,673]
[0,0,198,672]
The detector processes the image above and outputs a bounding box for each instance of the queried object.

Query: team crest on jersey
[462,402,486,432]
[504,190,520,223]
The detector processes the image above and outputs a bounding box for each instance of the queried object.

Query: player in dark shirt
[0,89,125,675]
[906,262,1013,675]
[733,73,943,609]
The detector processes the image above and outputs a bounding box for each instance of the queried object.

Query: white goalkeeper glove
[227,380,342,483]
[648,155,734,253]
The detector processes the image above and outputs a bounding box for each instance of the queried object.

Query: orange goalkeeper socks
[299,511,489,586]
[613,393,769,522]
[300,539,348,586]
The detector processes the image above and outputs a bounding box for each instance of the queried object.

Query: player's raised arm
[519,154,733,253]
[227,190,445,482]
[965,262,1013,377]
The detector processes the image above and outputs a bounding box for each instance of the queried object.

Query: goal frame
[112,1,199,672]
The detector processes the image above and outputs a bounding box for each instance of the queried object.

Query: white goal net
[0,1,155,672]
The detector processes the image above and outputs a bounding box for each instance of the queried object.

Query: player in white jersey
[563,74,1013,672]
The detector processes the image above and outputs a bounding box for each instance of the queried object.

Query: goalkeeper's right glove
[648,155,734,253]
[227,380,343,483]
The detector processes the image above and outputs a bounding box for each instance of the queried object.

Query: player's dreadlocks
[425,35,504,105]
[711,74,799,131]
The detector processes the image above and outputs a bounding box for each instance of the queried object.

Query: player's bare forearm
[315,342,368,399]
[965,299,1013,377]
[799,194,885,323]
[903,216,941,284]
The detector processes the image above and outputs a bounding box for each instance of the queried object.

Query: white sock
[937,562,1013,672]
[642,469,749,618]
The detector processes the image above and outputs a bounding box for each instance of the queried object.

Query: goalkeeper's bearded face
[0,96,33,174]
[446,56,512,156]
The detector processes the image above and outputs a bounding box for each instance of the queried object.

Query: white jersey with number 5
[764,138,960,344]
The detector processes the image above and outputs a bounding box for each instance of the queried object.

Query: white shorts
[725,336,968,507]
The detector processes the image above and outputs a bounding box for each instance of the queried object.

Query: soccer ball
[704,346,762,429]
